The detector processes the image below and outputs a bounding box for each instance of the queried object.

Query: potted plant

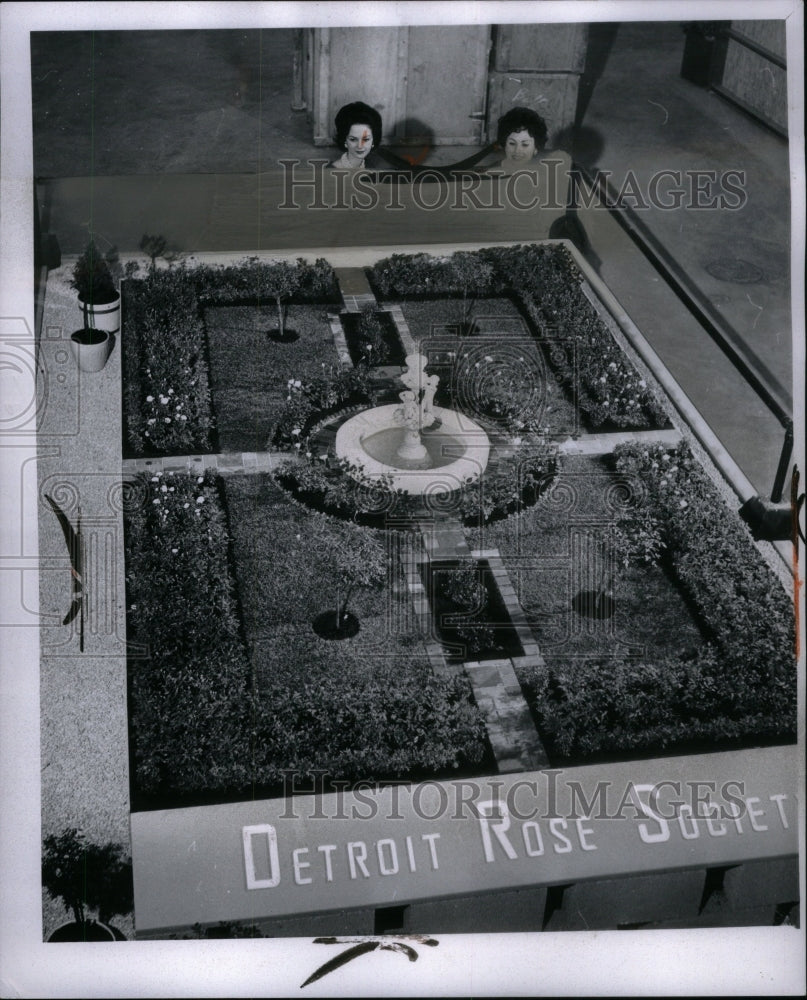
[69,326,113,373]
[70,240,121,334]
[42,828,133,942]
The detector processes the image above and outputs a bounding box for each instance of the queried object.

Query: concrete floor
[31,21,797,496]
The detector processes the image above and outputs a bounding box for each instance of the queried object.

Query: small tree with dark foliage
[42,828,133,930]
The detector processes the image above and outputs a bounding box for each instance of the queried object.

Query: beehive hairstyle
[496,106,548,150]
[334,102,383,149]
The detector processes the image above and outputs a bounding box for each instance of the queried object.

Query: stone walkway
[333,266,377,312]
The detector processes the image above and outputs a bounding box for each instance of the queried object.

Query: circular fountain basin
[334,404,490,495]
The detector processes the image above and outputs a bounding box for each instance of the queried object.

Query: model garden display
[117,243,795,809]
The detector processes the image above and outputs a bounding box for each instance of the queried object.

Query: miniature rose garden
[119,243,796,808]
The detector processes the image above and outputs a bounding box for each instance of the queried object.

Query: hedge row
[276,444,559,527]
[122,268,215,455]
[125,470,486,799]
[190,256,339,307]
[370,245,669,429]
[516,440,796,759]
[613,440,794,680]
[526,651,795,760]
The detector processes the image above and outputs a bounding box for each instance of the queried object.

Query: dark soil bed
[422,559,525,663]
[341,310,406,367]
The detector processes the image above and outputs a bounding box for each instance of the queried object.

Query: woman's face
[345,123,374,159]
[504,129,537,163]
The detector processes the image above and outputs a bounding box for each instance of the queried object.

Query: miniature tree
[310,518,387,637]
[448,251,494,335]
[42,828,133,931]
[139,233,167,273]
[262,260,303,341]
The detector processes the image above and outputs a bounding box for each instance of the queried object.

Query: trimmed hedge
[613,440,794,680]
[370,245,669,430]
[275,444,559,527]
[516,440,796,760]
[191,256,339,307]
[125,470,486,800]
[122,268,215,455]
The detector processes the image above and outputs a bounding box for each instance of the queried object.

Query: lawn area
[468,454,706,666]
[223,473,428,664]
[205,304,341,453]
[393,296,580,435]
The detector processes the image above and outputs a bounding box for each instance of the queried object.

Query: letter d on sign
[243,824,281,889]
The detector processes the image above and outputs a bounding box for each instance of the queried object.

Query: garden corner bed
[124,468,490,808]
[121,257,343,458]
[466,445,796,765]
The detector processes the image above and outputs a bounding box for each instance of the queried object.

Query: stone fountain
[334,353,490,495]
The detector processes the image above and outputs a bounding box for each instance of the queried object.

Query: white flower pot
[70,327,112,373]
[79,292,121,333]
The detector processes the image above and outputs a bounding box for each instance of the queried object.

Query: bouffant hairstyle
[496,107,548,150]
[334,102,383,149]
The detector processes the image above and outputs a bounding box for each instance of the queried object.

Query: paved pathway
[333,266,377,312]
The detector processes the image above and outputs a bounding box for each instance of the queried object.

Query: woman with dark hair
[329,101,384,170]
[492,106,548,173]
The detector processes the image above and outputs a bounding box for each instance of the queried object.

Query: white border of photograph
[1,1,804,996]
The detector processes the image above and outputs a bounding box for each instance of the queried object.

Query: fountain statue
[392,354,440,461]
[334,352,490,495]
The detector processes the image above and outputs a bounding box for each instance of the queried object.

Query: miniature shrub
[192,256,339,306]
[520,645,795,762]
[271,365,373,450]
